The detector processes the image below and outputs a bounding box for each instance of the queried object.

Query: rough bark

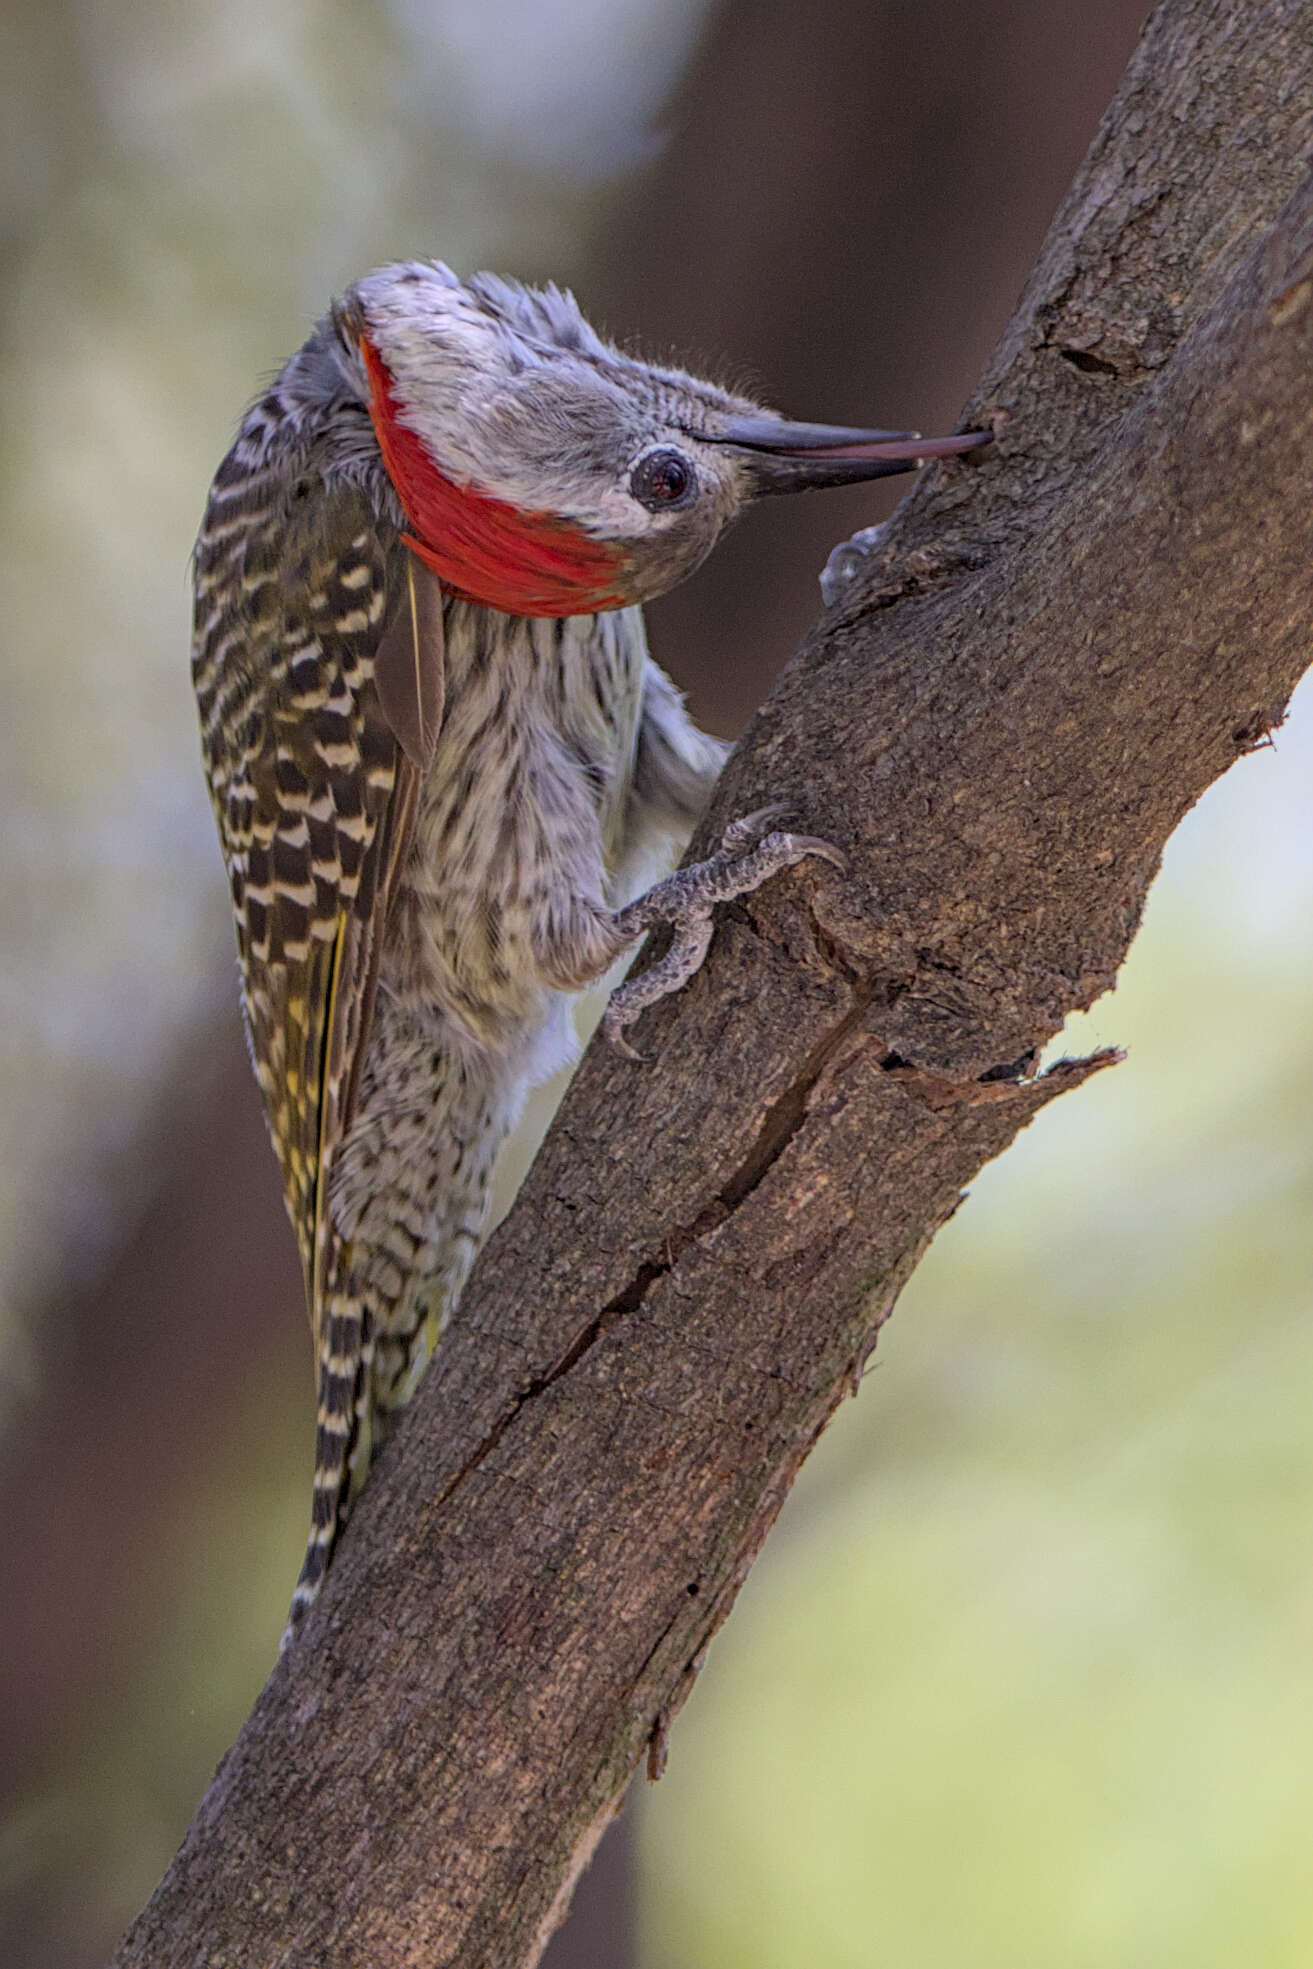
[111,3,1313,1964]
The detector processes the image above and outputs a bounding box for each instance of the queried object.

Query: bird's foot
[601,805,845,1060]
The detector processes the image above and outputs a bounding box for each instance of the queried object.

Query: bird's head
[344,261,989,618]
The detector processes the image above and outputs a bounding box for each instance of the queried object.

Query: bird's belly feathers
[379,601,649,1050]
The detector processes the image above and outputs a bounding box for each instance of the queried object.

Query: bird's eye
[630,447,697,512]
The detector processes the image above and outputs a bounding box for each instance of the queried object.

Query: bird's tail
[278,1033,514,1646]
[282,1249,374,1647]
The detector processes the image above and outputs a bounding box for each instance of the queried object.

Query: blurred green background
[6,3,1312,1965]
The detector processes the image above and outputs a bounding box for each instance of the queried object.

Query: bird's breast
[380,601,648,1046]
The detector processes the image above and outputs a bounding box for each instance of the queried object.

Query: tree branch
[112,4,1313,1963]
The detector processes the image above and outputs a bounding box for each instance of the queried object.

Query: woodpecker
[192,260,989,1638]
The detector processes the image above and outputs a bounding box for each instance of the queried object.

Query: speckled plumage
[193,262,984,1638]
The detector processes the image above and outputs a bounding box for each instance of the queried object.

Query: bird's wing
[193,471,444,1348]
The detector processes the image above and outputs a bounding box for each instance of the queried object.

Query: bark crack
[430,962,882,1513]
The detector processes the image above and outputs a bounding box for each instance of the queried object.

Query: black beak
[709,413,992,495]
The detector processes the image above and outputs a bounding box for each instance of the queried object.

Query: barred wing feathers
[192,465,442,1355]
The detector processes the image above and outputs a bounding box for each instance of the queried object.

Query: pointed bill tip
[901,429,994,464]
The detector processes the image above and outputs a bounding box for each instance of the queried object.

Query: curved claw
[783,833,848,874]
[601,1008,648,1063]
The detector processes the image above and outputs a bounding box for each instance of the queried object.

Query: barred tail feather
[281,1276,373,1647]
[279,1031,529,1643]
